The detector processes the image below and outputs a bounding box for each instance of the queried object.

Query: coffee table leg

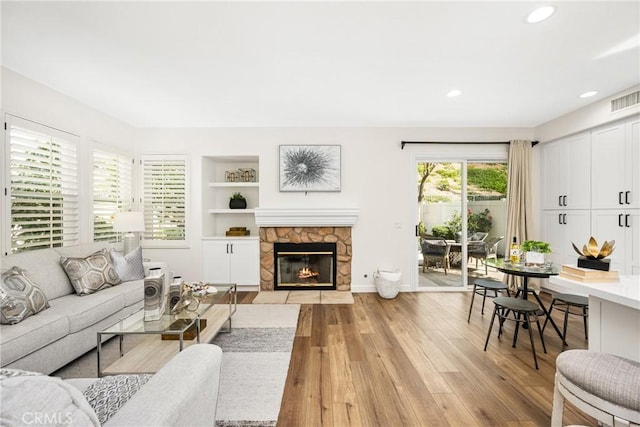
[179,332,184,351]
[196,318,201,343]
[97,334,102,377]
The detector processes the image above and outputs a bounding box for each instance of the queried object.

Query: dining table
[484,259,564,339]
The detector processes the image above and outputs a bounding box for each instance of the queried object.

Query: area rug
[213,304,300,427]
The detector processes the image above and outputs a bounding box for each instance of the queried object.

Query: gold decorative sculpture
[571,237,615,259]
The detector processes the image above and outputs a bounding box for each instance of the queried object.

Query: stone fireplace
[255,208,358,292]
[273,242,337,290]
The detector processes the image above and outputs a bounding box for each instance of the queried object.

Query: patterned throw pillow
[109,246,145,282]
[60,249,121,296]
[0,267,50,325]
[83,374,153,424]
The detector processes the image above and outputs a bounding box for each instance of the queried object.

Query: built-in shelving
[201,155,259,238]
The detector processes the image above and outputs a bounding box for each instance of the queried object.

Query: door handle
[619,214,624,227]
[226,244,229,254]
[563,195,567,206]
[619,192,624,205]
[625,214,631,228]
[563,214,567,224]
[626,191,631,205]
[558,213,563,225]
[558,195,562,207]
[230,244,234,254]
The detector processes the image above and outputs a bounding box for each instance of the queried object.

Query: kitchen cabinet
[542,210,591,267]
[202,239,260,286]
[591,118,639,209]
[541,132,591,210]
[591,209,640,275]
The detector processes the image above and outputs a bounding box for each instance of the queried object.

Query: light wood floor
[239,290,595,427]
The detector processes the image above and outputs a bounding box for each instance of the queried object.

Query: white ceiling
[2,1,639,128]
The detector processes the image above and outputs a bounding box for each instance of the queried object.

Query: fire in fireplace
[273,242,337,290]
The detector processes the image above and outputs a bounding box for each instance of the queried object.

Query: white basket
[374,268,401,299]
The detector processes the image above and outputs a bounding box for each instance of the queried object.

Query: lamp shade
[113,211,145,232]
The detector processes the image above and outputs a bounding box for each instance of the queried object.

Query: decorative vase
[229,198,247,209]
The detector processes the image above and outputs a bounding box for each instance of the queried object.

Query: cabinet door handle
[619,192,624,205]
[558,213,563,225]
[558,195,562,207]
[563,195,567,206]
[230,244,234,254]
[625,214,631,228]
[619,214,624,227]
[226,244,229,254]
[625,191,631,205]
[563,214,567,224]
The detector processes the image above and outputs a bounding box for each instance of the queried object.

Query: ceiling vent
[611,90,640,112]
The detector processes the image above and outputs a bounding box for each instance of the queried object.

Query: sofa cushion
[110,247,145,282]
[109,279,144,308]
[1,267,50,324]
[83,374,153,424]
[60,249,121,296]
[0,308,69,366]
[1,249,74,300]
[48,291,125,334]
[0,370,100,426]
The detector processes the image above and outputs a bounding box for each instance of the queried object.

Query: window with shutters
[141,155,187,246]
[93,146,134,242]
[6,116,79,253]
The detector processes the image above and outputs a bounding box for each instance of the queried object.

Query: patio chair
[421,239,451,275]
[468,236,504,274]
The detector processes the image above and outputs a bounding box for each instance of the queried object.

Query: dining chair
[421,239,451,275]
[543,293,589,349]
[468,236,504,274]
[467,278,511,322]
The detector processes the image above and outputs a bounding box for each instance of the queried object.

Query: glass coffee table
[97,283,236,376]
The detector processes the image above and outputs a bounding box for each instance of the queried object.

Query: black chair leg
[535,318,547,354]
[562,305,570,349]
[467,284,477,322]
[583,306,589,340]
[512,311,522,348]
[526,313,539,370]
[481,289,488,314]
[484,305,499,351]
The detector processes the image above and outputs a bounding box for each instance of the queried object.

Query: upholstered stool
[484,297,547,369]
[543,293,589,349]
[552,350,640,426]
[467,278,511,322]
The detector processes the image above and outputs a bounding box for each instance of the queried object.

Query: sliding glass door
[415,154,508,290]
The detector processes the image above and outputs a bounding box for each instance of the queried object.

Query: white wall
[135,127,533,291]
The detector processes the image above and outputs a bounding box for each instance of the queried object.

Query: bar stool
[484,296,547,369]
[543,293,589,349]
[467,278,511,322]
[552,350,640,426]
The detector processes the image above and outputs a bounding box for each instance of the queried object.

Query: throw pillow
[60,249,121,296]
[82,374,153,425]
[109,246,145,282]
[0,267,50,325]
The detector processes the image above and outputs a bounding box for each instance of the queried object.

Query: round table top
[486,259,559,278]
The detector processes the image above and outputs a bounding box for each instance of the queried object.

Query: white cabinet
[542,210,591,266]
[591,118,639,209]
[202,156,259,237]
[202,239,260,286]
[591,209,640,275]
[541,132,591,210]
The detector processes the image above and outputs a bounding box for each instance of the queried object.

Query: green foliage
[431,225,452,239]
[231,192,245,200]
[521,240,551,253]
[436,179,450,191]
[468,208,493,232]
[467,165,507,194]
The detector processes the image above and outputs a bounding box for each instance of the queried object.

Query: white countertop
[547,275,640,310]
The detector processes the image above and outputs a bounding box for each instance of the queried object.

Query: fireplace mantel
[254,208,359,227]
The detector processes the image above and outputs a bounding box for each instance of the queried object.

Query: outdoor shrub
[468,208,493,232]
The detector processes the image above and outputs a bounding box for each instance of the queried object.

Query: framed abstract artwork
[279,145,341,192]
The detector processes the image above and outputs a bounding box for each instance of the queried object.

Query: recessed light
[579,91,598,98]
[447,89,462,97]
[526,6,556,24]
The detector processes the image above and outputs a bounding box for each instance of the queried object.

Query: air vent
[611,90,640,112]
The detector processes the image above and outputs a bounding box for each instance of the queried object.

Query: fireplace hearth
[274,242,337,290]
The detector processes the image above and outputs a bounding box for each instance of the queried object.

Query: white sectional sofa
[1,344,222,426]
[0,242,168,374]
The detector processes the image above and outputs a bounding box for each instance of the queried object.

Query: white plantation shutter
[93,147,133,242]
[141,155,187,243]
[7,117,79,253]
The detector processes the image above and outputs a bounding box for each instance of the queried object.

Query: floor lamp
[113,211,145,254]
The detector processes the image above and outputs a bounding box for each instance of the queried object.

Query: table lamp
[113,211,145,254]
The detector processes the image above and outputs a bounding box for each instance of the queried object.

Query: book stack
[225,226,250,236]
[560,264,619,282]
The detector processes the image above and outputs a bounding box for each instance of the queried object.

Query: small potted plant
[229,192,247,209]
[521,240,551,266]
